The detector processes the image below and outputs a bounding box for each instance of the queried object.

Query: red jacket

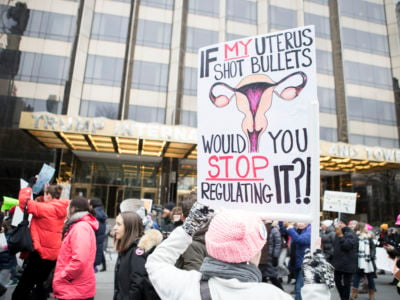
[52,213,99,299]
[18,187,69,260]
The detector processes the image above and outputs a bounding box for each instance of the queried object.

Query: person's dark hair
[45,184,63,199]
[115,211,144,253]
[69,196,95,216]
[89,197,103,208]
[181,193,196,218]
[63,196,95,239]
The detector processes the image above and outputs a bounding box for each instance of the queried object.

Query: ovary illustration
[209,71,307,152]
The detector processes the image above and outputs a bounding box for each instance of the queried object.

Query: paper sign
[197,26,319,222]
[141,199,153,214]
[375,247,395,272]
[323,190,357,214]
[20,179,28,189]
[32,164,56,195]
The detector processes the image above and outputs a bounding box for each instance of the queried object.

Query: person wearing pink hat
[396,214,400,226]
[146,202,334,300]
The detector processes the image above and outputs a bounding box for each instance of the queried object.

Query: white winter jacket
[146,227,331,300]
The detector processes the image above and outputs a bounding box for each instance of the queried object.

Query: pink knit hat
[205,210,267,263]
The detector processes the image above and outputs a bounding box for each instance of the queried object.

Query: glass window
[186,27,219,53]
[85,55,124,86]
[306,0,328,4]
[136,19,171,48]
[16,52,69,85]
[304,13,330,39]
[80,100,119,119]
[132,61,168,91]
[339,0,386,24]
[349,134,398,148]
[128,105,165,123]
[320,127,338,142]
[344,61,393,89]
[318,87,336,113]
[316,50,333,74]
[141,0,174,9]
[342,28,389,55]
[183,67,197,96]
[226,0,256,24]
[180,110,197,127]
[226,32,247,42]
[269,6,297,30]
[189,0,219,17]
[91,13,129,43]
[25,9,76,41]
[347,97,397,126]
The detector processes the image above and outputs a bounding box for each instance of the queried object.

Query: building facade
[1,0,400,222]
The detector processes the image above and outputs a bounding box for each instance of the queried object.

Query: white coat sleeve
[145,226,202,300]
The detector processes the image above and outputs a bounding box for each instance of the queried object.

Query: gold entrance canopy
[20,112,400,173]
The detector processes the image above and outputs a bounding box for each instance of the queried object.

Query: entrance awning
[20,112,400,173]
[19,112,197,159]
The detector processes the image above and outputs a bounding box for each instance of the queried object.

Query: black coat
[332,226,358,273]
[114,240,160,300]
[94,206,108,266]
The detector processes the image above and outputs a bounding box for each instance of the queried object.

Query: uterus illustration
[209,71,307,152]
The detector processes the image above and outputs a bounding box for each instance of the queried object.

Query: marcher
[147,203,334,300]
[320,219,336,263]
[279,222,311,300]
[259,220,283,290]
[12,185,69,300]
[89,197,108,272]
[351,222,376,300]
[113,211,162,300]
[52,196,98,300]
[332,216,358,300]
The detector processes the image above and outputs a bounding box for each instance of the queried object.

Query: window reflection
[318,87,336,114]
[189,0,219,17]
[350,134,398,148]
[128,105,165,123]
[304,13,330,39]
[320,127,338,142]
[16,52,69,85]
[80,100,119,119]
[136,19,171,48]
[132,61,168,91]
[226,0,256,24]
[316,50,333,75]
[141,0,174,9]
[183,67,197,96]
[269,6,297,30]
[179,110,197,127]
[344,61,393,89]
[348,97,396,126]
[339,0,386,24]
[342,28,389,55]
[91,13,129,43]
[85,55,124,86]
[186,27,218,53]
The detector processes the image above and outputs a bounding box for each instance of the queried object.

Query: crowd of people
[0,183,399,299]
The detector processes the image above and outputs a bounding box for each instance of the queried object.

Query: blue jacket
[280,223,311,270]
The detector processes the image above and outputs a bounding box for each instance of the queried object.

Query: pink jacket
[52,213,99,299]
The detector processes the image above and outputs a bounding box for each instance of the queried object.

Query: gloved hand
[302,248,335,289]
[182,202,213,236]
[272,257,279,267]
[18,187,32,202]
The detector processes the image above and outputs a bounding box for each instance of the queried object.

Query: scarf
[358,236,374,273]
[200,256,262,283]
[62,211,89,239]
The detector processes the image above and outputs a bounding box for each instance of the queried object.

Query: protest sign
[197,26,319,226]
[323,190,357,214]
[32,163,56,195]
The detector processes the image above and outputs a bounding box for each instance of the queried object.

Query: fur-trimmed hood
[137,229,163,253]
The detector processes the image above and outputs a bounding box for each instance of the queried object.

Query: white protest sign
[323,190,357,214]
[197,26,319,224]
